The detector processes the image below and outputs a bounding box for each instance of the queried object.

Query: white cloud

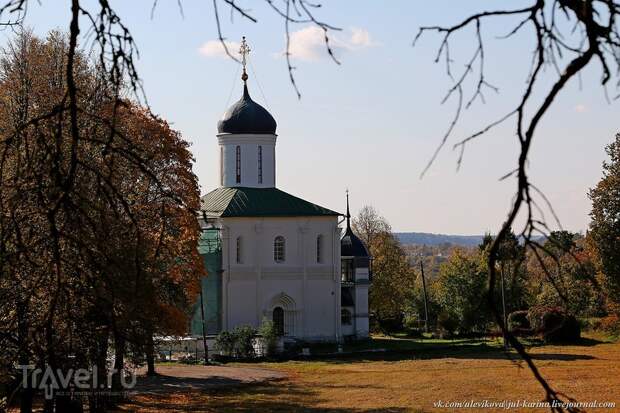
[287,26,327,61]
[574,104,587,113]
[283,26,377,62]
[198,40,240,59]
[349,27,375,48]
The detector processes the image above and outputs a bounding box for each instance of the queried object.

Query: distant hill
[395,232,484,247]
[396,232,545,247]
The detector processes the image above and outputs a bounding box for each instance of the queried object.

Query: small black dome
[217,84,277,134]
[341,227,369,257]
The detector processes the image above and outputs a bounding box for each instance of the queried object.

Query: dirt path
[132,364,287,395]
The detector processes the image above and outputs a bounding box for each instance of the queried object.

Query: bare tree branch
[416,1,620,411]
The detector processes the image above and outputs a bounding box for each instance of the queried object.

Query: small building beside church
[190,38,370,344]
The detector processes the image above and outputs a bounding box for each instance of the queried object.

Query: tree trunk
[111,333,125,404]
[17,301,33,413]
[89,330,110,413]
[42,320,56,413]
[146,333,156,376]
[19,372,34,413]
[42,399,54,413]
[55,395,84,413]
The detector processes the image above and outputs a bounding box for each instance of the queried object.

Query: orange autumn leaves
[0,30,204,381]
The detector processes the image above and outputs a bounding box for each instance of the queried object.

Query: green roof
[201,187,340,218]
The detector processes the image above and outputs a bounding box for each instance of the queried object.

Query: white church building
[190,38,370,343]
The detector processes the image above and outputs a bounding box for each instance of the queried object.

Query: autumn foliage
[0,31,203,411]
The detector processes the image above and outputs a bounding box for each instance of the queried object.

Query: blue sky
[5,1,618,234]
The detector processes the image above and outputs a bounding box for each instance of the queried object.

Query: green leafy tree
[589,133,620,311]
[369,232,417,328]
[433,249,489,333]
[479,231,529,314]
[232,325,257,359]
[545,231,577,255]
[214,331,235,356]
[527,232,601,317]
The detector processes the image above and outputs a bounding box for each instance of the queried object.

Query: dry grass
[119,334,620,413]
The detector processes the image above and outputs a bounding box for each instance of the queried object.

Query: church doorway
[267,293,296,337]
[273,306,284,336]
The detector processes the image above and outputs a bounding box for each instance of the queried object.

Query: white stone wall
[341,306,355,337]
[353,266,370,338]
[218,216,342,342]
[218,134,277,188]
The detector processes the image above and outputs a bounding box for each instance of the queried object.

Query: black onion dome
[341,227,369,257]
[217,84,277,134]
[340,194,369,257]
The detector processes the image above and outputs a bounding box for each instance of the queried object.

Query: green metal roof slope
[201,187,340,218]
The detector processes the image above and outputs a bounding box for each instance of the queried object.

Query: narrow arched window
[273,306,284,336]
[316,234,323,263]
[341,309,352,325]
[220,147,224,186]
[341,259,354,282]
[235,145,241,184]
[258,145,263,184]
[274,236,285,263]
[236,236,242,264]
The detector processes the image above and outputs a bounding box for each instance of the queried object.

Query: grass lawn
[120,333,620,413]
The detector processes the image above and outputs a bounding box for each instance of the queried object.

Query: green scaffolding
[190,228,222,336]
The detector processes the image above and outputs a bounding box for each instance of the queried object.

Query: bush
[258,317,279,356]
[403,313,421,330]
[528,306,580,343]
[232,325,257,358]
[282,339,304,357]
[579,317,599,331]
[214,331,235,356]
[542,312,580,343]
[369,314,381,334]
[600,314,620,337]
[402,312,426,336]
[437,311,459,338]
[508,310,530,331]
[406,329,424,338]
[378,316,404,334]
[527,306,559,332]
[214,325,257,359]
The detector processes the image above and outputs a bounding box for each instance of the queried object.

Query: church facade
[190,39,370,343]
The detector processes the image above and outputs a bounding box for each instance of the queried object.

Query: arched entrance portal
[266,293,296,337]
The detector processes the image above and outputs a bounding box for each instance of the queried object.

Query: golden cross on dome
[239,36,250,82]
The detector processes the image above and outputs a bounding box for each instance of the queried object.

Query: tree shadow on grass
[121,379,412,413]
[530,336,607,347]
[132,374,278,395]
[281,340,597,364]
